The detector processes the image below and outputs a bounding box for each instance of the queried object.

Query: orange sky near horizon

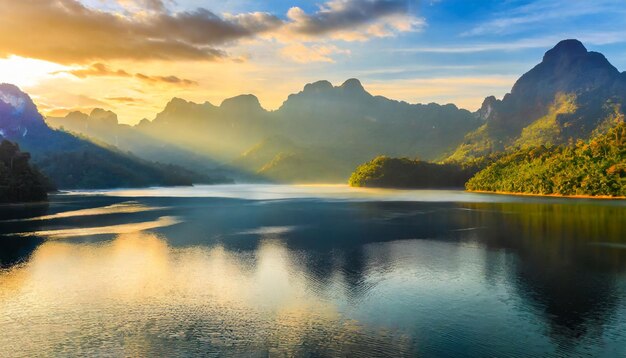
[1,54,518,125]
[1,0,624,124]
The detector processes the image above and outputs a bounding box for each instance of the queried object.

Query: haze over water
[1,185,626,357]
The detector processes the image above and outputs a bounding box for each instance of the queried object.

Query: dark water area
[1,185,625,357]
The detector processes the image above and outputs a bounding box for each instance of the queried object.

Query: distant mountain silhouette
[232,135,350,182]
[47,108,227,175]
[40,39,624,185]
[276,78,479,160]
[450,39,626,161]
[130,78,480,181]
[136,94,275,166]
[0,84,224,189]
[52,78,480,182]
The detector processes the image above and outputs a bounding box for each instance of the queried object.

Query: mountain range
[349,39,626,194]
[0,84,226,189]
[7,38,624,188]
[48,78,481,182]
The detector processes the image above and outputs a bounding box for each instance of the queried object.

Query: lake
[1,184,626,357]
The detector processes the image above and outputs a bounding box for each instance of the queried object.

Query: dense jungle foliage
[466,121,626,196]
[0,140,49,203]
[349,156,479,188]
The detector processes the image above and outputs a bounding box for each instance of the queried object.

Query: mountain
[277,78,479,160]
[52,79,480,183]
[47,109,226,175]
[136,95,275,163]
[132,78,481,182]
[234,135,299,172]
[232,135,351,182]
[0,84,223,189]
[449,39,626,161]
[348,39,626,196]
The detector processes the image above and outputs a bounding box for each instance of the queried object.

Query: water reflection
[0,235,43,269]
[0,188,625,357]
[2,201,162,222]
[0,233,414,356]
[459,202,626,348]
[10,215,181,239]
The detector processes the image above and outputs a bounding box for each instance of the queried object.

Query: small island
[349,156,478,189]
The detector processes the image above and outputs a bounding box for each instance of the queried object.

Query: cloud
[0,0,281,64]
[0,0,422,65]
[105,96,145,103]
[134,73,198,86]
[62,63,198,86]
[66,63,132,78]
[280,44,351,63]
[116,0,169,12]
[284,0,424,41]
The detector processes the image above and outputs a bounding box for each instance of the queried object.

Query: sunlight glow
[0,56,67,87]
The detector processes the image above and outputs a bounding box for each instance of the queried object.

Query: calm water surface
[1,185,626,357]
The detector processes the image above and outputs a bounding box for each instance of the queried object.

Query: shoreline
[468,190,626,200]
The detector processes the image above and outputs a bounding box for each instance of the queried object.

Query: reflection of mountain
[0,84,222,189]
[0,201,48,268]
[0,235,43,269]
[1,194,625,355]
[0,231,414,356]
[48,79,480,182]
[460,201,626,346]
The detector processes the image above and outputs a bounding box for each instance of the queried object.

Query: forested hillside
[349,39,626,197]
[1,83,225,189]
[466,121,626,197]
[0,140,49,202]
[449,39,626,162]
[349,156,479,189]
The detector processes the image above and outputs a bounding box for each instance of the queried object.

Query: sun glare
[0,56,67,87]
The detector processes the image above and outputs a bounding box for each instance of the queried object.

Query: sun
[0,55,67,87]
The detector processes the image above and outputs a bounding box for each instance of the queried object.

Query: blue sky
[2,0,625,122]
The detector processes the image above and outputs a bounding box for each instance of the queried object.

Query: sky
[0,0,625,124]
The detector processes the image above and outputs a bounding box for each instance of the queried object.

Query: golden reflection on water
[0,232,410,356]
[2,191,625,356]
[10,216,181,239]
[1,201,163,222]
[67,184,498,202]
